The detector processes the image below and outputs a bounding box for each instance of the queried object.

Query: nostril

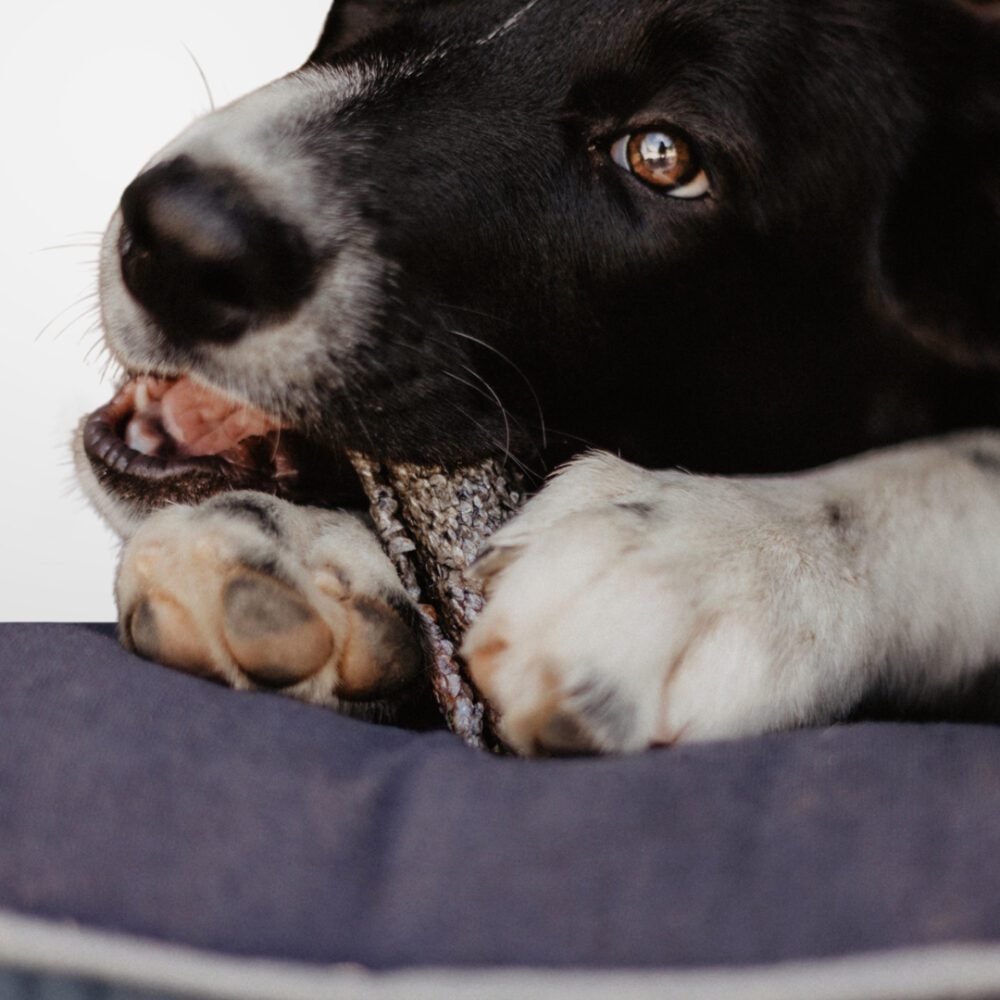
[118,155,317,344]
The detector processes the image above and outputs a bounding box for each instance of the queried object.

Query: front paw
[116,492,426,716]
[462,454,865,755]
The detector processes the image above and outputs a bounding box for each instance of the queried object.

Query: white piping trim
[2,908,1000,1000]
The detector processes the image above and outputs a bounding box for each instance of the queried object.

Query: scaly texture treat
[350,455,524,750]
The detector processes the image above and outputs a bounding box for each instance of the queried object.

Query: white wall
[0,1,331,621]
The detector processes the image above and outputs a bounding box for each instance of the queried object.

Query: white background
[0,1,331,621]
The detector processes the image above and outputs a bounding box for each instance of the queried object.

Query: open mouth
[83,375,364,512]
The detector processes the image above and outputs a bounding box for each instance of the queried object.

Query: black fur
[207,495,285,538]
[306,0,1000,476]
[119,0,1000,481]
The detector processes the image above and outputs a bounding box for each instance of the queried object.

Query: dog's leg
[115,492,426,714]
[463,431,1000,755]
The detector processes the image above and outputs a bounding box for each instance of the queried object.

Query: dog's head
[78,0,1000,534]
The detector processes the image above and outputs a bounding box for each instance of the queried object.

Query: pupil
[641,133,678,173]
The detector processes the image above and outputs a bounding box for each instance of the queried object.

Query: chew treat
[350,455,524,750]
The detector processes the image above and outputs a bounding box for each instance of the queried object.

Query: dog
[75,0,1000,755]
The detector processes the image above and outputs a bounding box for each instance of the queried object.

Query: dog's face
[78,0,1000,534]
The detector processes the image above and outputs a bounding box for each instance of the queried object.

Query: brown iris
[609,128,710,198]
[626,131,694,187]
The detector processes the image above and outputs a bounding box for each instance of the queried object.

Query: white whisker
[182,42,216,112]
[446,327,548,448]
[475,0,542,46]
[35,292,99,343]
[442,368,512,468]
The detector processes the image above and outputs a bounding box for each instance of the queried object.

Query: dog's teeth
[125,414,166,456]
[134,379,150,413]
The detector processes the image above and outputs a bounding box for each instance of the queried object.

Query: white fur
[461,433,1000,753]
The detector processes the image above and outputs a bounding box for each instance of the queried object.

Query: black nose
[119,156,315,344]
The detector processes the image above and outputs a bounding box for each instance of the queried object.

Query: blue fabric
[2,623,1000,971]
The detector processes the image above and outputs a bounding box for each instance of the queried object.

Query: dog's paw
[462,452,866,755]
[116,491,426,713]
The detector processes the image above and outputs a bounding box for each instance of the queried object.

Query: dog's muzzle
[80,154,366,517]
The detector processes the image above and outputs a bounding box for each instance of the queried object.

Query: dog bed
[2,622,1000,1000]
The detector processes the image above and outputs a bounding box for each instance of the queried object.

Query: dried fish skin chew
[350,455,524,750]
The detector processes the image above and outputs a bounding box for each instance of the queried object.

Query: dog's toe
[125,593,210,676]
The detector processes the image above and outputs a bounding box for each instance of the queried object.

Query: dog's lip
[83,375,298,485]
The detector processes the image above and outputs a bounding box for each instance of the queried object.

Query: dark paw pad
[533,708,600,755]
[222,572,333,686]
[336,594,424,700]
[535,681,638,755]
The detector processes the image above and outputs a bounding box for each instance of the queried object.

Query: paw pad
[222,572,334,687]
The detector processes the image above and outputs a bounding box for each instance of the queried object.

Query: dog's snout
[119,156,316,344]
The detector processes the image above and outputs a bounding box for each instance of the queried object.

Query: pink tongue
[160,379,277,457]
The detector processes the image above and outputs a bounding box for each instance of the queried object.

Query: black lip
[82,385,276,495]
[83,398,235,482]
[82,379,369,512]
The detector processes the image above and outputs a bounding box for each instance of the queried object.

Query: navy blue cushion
[2,622,1000,970]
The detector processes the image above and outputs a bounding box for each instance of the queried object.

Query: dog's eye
[610,131,710,199]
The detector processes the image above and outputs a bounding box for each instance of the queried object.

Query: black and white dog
[77,0,1000,754]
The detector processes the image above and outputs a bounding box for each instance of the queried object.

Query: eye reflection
[635,133,680,177]
[609,129,711,199]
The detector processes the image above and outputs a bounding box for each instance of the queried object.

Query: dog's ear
[880,8,1000,365]
[308,0,418,61]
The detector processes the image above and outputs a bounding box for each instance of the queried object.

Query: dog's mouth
[87,375,294,478]
[83,375,364,514]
